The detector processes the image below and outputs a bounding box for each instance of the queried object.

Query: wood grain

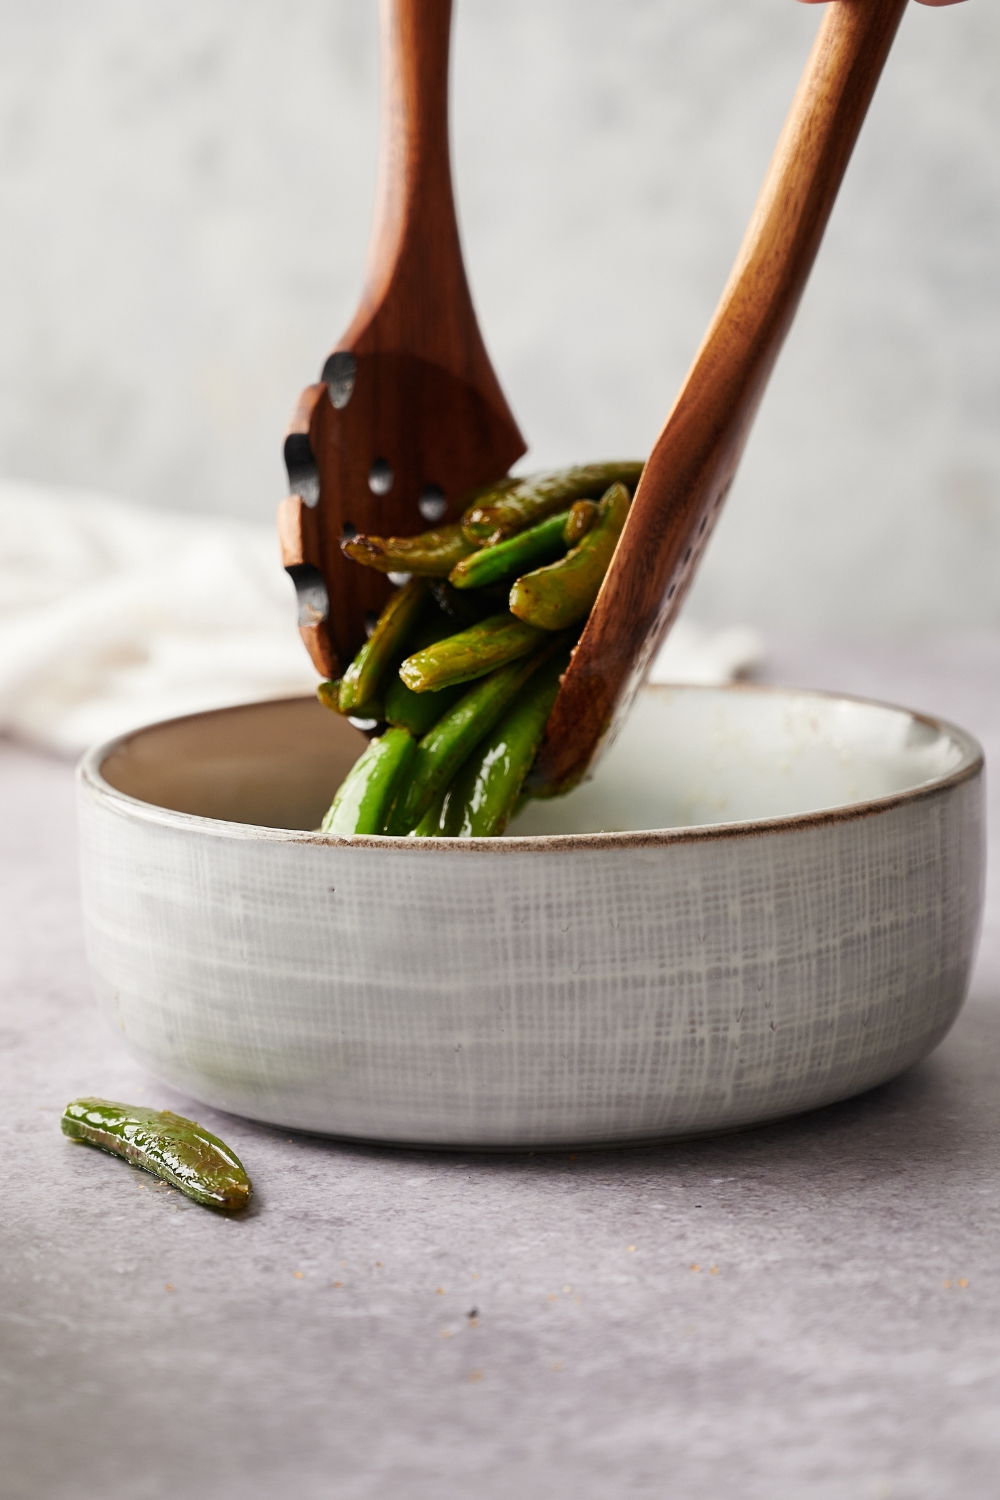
[533,0,909,794]
[281,0,525,678]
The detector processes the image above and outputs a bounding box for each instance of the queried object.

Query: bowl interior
[94,685,976,837]
[97,697,369,831]
[509,685,970,836]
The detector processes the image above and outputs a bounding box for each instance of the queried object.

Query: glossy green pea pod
[318,679,385,722]
[448,509,570,591]
[384,678,466,738]
[321,726,416,835]
[387,638,567,835]
[443,648,571,837]
[341,521,478,577]
[461,461,644,544]
[317,678,342,712]
[458,473,519,509]
[563,499,600,546]
[410,787,448,837]
[338,578,428,714]
[509,482,630,632]
[429,578,510,627]
[398,613,546,694]
[383,611,468,736]
[62,1099,252,1213]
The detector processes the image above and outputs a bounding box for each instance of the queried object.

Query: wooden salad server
[279,0,525,680]
[533,0,909,794]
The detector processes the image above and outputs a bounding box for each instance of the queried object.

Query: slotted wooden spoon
[533,0,909,793]
[278,0,525,679]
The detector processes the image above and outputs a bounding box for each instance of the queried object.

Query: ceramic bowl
[76,684,985,1148]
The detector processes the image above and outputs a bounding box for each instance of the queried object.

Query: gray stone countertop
[2,632,998,1500]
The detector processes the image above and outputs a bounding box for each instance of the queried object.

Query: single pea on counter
[62,1098,252,1213]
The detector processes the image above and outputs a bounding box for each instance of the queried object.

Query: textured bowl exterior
[77,693,985,1148]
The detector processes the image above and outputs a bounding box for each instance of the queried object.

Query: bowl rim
[76,681,984,854]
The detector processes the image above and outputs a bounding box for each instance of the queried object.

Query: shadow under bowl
[77,684,985,1148]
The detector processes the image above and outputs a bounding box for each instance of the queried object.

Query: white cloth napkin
[0,478,763,755]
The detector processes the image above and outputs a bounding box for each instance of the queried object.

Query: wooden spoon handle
[343,0,455,356]
[341,0,508,410]
[535,0,909,793]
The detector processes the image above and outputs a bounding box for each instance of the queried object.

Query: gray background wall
[0,0,995,629]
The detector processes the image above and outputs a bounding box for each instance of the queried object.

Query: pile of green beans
[318,462,643,838]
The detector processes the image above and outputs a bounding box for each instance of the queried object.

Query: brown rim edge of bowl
[76,683,985,855]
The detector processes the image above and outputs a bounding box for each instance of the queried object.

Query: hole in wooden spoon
[285,564,329,628]
[283,433,320,508]
[418,484,447,523]
[322,351,356,410]
[368,458,393,495]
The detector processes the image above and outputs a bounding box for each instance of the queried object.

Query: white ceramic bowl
[77,685,985,1148]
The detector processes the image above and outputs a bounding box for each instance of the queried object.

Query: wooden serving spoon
[533,0,909,794]
[278,0,525,680]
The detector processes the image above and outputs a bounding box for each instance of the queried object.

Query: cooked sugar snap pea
[429,578,508,628]
[461,461,644,544]
[318,678,384,722]
[384,676,465,738]
[317,678,342,712]
[321,726,416,834]
[459,474,519,509]
[563,499,600,546]
[338,578,427,714]
[61,1099,251,1212]
[448,509,570,591]
[398,613,545,694]
[387,636,569,835]
[341,521,477,577]
[383,611,468,736]
[410,787,448,837]
[509,481,630,632]
[443,648,571,837]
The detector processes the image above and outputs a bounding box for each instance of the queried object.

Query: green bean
[338,578,427,714]
[443,648,571,837]
[563,499,600,546]
[61,1098,252,1213]
[341,522,477,577]
[448,509,570,591]
[387,638,568,835]
[399,613,545,694]
[321,726,416,835]
[461,462,644,544]
[509,481,630,632]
